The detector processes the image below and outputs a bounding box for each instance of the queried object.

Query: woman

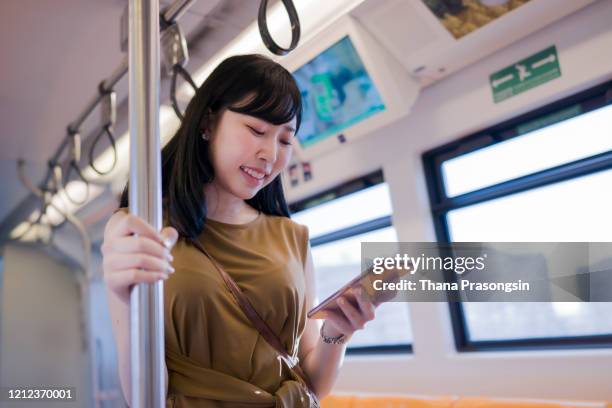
[102,54,377,407]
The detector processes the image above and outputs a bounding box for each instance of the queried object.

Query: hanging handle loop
[161,22,197,120]
[258,0,301,56]
[14,159,44,241]
[63,129,90,205]
[45,161,69,227]
[170,64,197,120]
[37,189,54,245]
[17,158,43,198]
[89,125,117,175]
[89,83,118,175]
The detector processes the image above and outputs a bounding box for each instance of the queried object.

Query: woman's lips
[240,166,264,186]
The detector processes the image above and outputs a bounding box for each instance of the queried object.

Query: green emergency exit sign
[490,46,561,103]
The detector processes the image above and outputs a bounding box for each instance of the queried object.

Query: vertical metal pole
[128,1,164,407]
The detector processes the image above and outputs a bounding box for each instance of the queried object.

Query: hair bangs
[228,68,302,132]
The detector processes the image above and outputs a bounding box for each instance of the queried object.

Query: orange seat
[353,395,456,408]
[321,394,355,408]
[452,397,607,408]
[321,394,456,408]
[320,394,612,408]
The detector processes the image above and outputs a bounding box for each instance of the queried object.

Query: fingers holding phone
[320,286,377,338]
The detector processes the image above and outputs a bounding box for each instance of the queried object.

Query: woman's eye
[247,126,265,135]
[280,140,292,146]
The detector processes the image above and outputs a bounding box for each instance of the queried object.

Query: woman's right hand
[102,210,179,305]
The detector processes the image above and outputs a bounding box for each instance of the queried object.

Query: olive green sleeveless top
[164,211,312,408]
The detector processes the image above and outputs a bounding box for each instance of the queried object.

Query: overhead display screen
[292,36,386,149]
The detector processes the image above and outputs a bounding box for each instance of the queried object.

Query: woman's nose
[258,136,279,164]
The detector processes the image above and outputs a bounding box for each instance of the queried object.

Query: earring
[202,132,209,141]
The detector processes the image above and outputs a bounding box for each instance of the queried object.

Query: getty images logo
[371,253,488,275]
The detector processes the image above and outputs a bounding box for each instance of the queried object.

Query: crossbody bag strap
[190,239,318,394]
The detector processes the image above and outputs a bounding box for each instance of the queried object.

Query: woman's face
[207,109,297,200]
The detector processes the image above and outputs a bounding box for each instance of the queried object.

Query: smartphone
[307,261,413,319]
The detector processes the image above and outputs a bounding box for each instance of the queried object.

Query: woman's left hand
[320,286,377,339]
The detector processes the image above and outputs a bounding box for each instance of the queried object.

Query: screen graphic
[292,36,386,149]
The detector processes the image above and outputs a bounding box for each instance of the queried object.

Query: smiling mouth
[240,165,266,181]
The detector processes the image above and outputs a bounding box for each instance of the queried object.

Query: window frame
[289,169,413,354]
[422,79,612,352]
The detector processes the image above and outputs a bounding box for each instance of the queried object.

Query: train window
[290,170,413,354]
[423,80,612,351]
[291,183,394,238]
[441,104,612,198]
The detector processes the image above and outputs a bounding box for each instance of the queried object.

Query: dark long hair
[119,54,302,240]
